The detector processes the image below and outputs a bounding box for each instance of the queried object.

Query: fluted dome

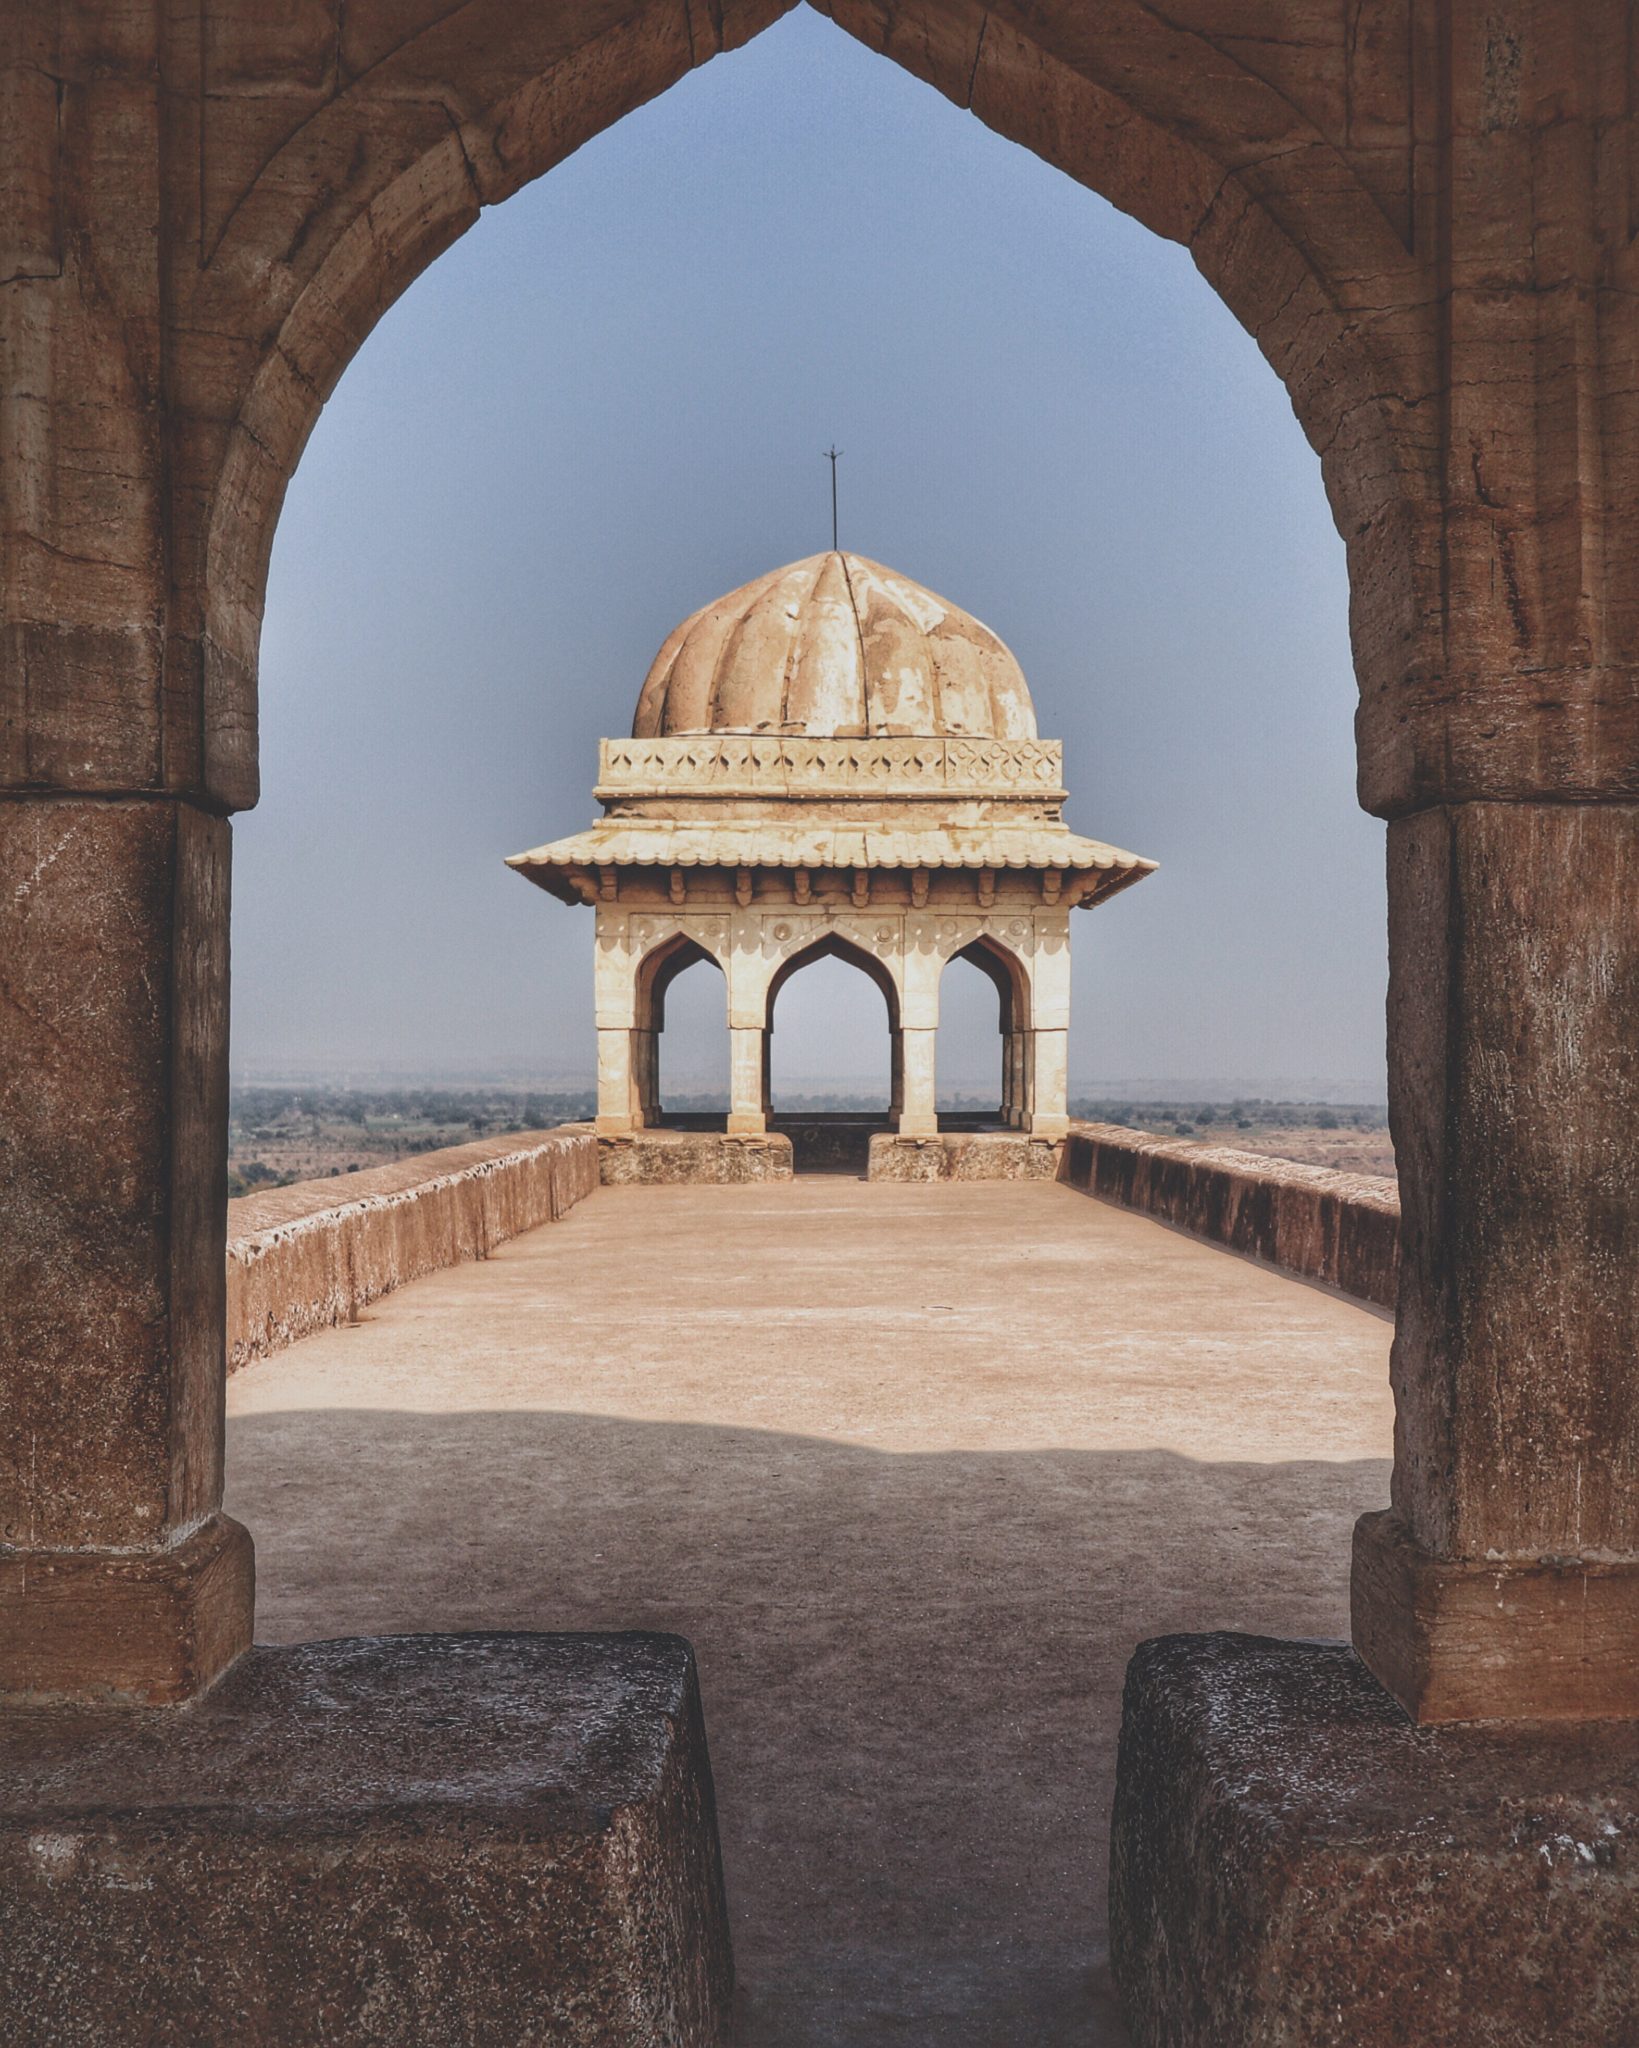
[631,552,1037,741]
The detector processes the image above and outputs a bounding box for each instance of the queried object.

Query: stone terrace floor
[225,1179,1395,2047]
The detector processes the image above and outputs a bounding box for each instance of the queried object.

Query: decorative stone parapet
[1061,1122,1398,1308]
[597,735,1066,800]
[225,1129,598,1370]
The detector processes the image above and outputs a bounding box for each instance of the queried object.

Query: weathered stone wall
[225,1131,598,1371]
[1062,1122,1399,1309]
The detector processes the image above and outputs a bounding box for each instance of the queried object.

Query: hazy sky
[235,8,1387,1100]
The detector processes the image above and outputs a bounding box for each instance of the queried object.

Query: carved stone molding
[597,736,1065,798]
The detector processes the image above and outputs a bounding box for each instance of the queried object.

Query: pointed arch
[947,934,1028,1034]
[939,933,1032,1127]
[189,0,1432,809]
[766,931,901,1032]
[637,932,723,1032]
[766,931,902,1127]
[633,931,727,1126]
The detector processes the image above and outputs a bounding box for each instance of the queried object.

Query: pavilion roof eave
[504,820,1158,900]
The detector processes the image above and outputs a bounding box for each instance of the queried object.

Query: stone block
[867,1130,1064,1181]
[1352,1508,1639,1723]
[0,1512,252,1708]
[1110,1632,1639,2047]
[0,1632,733,2047]
[597,1129,793,1184]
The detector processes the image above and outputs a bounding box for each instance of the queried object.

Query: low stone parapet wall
[226,1129,598,1370]
[1061,1121,1399,1307]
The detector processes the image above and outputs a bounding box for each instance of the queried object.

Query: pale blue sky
[235,8,1386,1100]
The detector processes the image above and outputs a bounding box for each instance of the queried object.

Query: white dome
[631,552,1038,741]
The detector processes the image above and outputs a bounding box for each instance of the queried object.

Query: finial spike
[824,445,842,553]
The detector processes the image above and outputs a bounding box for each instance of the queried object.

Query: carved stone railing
[597,736,1065,799]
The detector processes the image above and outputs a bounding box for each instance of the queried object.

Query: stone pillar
[593,911,640,1134]
[1026,912,1068,1138]
[632,1028,660,1127]
[1016,1032,1034,1129]
[645,1029,662,1125]
[1003,1030,1026,1127]
[0,798,254,1706]
[595,1028,639,1134]
[1027,1029,1069,1140]
[889,1029,904,1119]
[1352,804,1639,1722]
[897,1028,938,1137]
[727,1028,766,1136]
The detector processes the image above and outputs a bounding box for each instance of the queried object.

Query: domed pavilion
[508,553,1155,1141]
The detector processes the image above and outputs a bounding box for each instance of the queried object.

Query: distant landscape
[227,1085,1394,1195]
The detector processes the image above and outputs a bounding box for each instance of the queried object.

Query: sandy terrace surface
[227,1179,1394,2047]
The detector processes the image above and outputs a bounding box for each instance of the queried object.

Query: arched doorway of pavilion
[765,933,899,1173]
[936,937,1033,1133]
[633,933,729,1130]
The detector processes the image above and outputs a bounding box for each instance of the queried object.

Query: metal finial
[824,445,842,553]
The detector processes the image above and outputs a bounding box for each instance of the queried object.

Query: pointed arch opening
[766,933,901,1170]
[634,933,728,1128]
[938,936,1032,1131]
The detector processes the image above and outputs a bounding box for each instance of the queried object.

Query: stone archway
[940,935,1032,1129]
[634,933,729,1129]
[4,10,1637,2037]
[766,930,905,1140]
[193,0,1433,826]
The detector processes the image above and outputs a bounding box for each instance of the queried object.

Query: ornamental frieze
[596,736,1064,796]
